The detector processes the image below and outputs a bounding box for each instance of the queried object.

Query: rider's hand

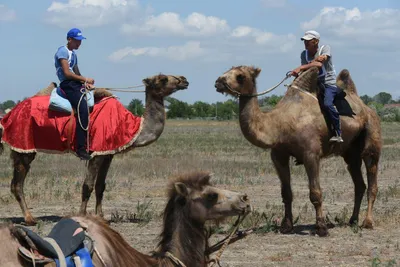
[290,68,301,77]
[315,55,327,62]
[85,83,95,90]
[85,77,95,84]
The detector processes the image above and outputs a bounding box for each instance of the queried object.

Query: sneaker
[77,149,91,160]
[329,136,344,143]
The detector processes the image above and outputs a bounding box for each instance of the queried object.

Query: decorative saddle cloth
[14,218,94,267]
[0,95,142,156]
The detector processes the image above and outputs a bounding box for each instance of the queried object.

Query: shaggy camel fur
[0,74,189,225]
[0,172,251,267]
[215,66,381,236]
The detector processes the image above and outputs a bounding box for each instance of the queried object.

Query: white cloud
[0,5,16,21]
[46,0,139,28]
[121,12,230,37]
[301,7,400,46]
[109,41,206,61]
[260,0,286,8]
[231,26,296,52]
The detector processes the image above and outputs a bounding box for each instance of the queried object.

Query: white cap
[301,30,320,41]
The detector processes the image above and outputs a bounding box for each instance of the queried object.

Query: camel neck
[238,95,278,148]
[157,206,207,267]
[133,91,165,147]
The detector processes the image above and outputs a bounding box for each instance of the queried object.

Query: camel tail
[336,69,358,95]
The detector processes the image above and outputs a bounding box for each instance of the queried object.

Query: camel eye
[236,74,245,84]
[160,77,168,84]
[207,193,218,202]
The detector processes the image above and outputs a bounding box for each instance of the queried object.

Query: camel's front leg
[271,149,293,234]
[303,154,328,237]
[11,152,36,225]
[79,156,103,215]
[95,155,113,217]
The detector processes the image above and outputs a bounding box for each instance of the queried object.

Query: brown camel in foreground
[215,66,381,236]
[0,171,251,267]
[0,74,189,225]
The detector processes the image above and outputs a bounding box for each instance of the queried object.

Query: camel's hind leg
[343,150,366,226]
[362,152,379,229]
[10,151,36,225]
[361,121,381,229]
[80,156,103,215]
[271,149,293,234]
[95,155,113,217]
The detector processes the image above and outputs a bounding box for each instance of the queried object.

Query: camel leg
[10,151,36,225]
[362,154,379,229]
[271,149,293,234]
[95,155,113,217]
[343,151,366,226]
[303,154,328,237]
[79,156,103,215]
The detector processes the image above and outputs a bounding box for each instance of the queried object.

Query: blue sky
[1,0,399,105]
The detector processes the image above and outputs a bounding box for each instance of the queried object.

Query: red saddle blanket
[0,96,142,156]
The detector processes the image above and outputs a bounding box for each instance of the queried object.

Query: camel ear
[175,182,189,197]
[252,67,261,78]
[142,78,151,86]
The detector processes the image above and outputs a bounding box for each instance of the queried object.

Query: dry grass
[0,120,399,266]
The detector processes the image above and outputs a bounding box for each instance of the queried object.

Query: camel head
[168,172,251,223]
[214,65,261,97]
[142,74,189,97]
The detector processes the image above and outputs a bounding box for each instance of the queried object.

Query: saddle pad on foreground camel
[0,95,142,156]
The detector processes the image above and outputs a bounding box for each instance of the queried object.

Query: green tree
[360,95,373,105]
[192,101,212,117]
[166,97,192,118]
[373,92,392,105]
[0,100,16,110]
[127,98,144,116]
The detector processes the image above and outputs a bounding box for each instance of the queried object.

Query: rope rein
[224,72,292,98]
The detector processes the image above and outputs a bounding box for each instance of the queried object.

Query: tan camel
[0,74,189,226]
[0,171,251,267]
[214,66,381,236]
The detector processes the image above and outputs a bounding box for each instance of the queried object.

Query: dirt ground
[0,120,399,266]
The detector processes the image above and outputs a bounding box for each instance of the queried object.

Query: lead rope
[77,80,91,157]
[208,214,247,267]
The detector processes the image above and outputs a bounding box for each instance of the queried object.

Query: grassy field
[0,120,399,266]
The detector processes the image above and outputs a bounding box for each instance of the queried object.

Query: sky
[1,0,400,105]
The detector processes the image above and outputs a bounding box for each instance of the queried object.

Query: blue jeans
[60,80,88,151]
[319,83,341,136]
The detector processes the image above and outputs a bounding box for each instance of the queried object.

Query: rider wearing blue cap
[54,28,94,160]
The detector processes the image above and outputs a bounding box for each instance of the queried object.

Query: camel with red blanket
[0,74,189,225]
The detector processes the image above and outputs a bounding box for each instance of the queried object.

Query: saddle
[13,218,94,267]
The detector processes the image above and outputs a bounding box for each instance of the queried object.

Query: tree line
[1,91,400,121]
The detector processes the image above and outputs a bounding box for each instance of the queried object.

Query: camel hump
[35,82,58,96]
[336,69,358,95]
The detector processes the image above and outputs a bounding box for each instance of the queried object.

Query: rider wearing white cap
[291,30,343,143]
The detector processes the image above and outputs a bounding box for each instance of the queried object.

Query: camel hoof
[24,216,37,226]
[315,226,329,237]
[279,219,293,234]
[348,217,358,227]
[315,220,329,237]
[362,219,373,229]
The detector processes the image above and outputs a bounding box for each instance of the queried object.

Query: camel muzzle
[214,77,226,92]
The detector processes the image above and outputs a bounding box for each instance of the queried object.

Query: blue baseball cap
[67,28,86,40]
